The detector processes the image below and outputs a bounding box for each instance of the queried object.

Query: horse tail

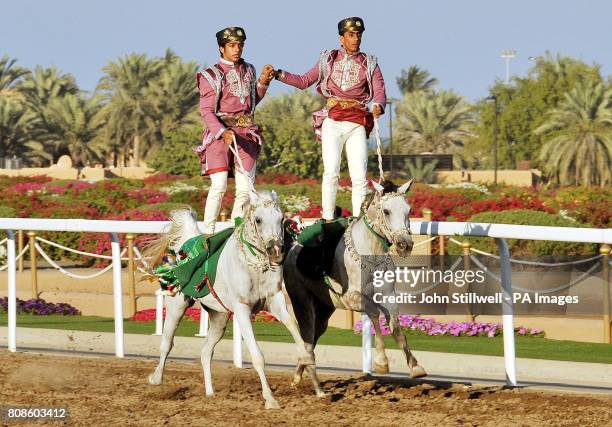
[143,206,197,270]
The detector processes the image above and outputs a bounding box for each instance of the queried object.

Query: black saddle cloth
[295,218,350,280]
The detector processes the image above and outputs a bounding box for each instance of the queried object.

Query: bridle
[238,199,283,271]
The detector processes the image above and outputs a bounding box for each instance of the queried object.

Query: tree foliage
[394,89,474,155]
[535,81,612,187]
[467,53,604,170]
[256,90,325,177]
[147,126,202,177]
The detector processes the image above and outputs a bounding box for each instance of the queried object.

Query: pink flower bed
[354,314,544,338]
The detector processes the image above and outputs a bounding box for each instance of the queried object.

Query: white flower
[444,182,490,194]
[160,182,202,194]
[280,195,311,212]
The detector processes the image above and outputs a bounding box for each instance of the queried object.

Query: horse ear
[249,190,260,206]
[270,190,278,202]
[398,179,414,194]
[371,180,384,194]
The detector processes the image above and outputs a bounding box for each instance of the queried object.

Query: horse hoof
[147,373,161,385]
[410,365,427,379]
[291,376,302,388]
[316,390,327,398]
[373,362,389,375]
[265,399,281,410]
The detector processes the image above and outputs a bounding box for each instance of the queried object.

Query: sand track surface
[1,351,610,426]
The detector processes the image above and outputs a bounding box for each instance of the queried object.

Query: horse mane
[142,206,195,270]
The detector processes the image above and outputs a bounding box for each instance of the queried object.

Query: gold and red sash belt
[219,114,255,127]
[326,98,364,111]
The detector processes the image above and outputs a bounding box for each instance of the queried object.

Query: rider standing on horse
[267,17,387,221]
[195,27,275,236]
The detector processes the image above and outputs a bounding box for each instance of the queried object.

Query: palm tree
[405,158,438,183]
[0,55,29,99]
[146,56,200,157]
[37,95,106,166]
[535,82,612,187]
[18,66,79,112]
[97,53,162,166]
[396,66,438,95]
[394,90,474,154]
[0,97,32,159]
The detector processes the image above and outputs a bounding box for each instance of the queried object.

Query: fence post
[126,234,137,317]
[422,208,433,258]
[462,240,474,321]
[17,230,24,273]
[7,230,17,352]
[27,231,38,299]
[220,209,229,222]
[110,233,125,358]
[496,238,517,386]
[362,314,372,373]
[233,316,243,368]
[601,244,611,344]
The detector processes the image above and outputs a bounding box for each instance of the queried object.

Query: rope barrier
[448,237,603,267]
[0,244,30,271]
[35,242,126,279]
[468,254,600,294]
[373,118,385,183]
[36,235,137,261]
[412,236,437,248]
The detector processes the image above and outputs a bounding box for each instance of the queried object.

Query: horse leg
[148,294,190,385]
[367,311,390,375]
[200,308,230,396]
[234,302,280,409]
[288,297,322,396]
[267,291,316,369]
[345,290,389,375]
[389,315,427,378]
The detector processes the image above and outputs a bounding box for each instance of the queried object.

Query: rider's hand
[222,129,235,146]
[372,104,383,119]
[258,64,275,85]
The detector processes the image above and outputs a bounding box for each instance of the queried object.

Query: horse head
[366,179,415,257]
[245,190,284,265]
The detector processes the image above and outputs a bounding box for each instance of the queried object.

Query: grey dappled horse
[284,179,427,396]
[146,191,312,409]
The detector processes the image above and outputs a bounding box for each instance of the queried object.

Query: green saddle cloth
[296,217,351,280]
[155,226,235,298]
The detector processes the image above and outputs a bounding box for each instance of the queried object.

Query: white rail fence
[1,217,610,387]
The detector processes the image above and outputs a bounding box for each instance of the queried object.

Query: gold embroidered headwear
[216,27,247,46]
[337,17,365,35]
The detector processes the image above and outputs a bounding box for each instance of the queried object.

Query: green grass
[2,314,611,364]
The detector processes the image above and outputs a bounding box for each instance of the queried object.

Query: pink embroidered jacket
[196,58,268,143]
[277,48,386,111]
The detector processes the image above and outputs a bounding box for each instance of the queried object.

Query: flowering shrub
[143,172,184,185]
[296,204,352,218]
[353,314,544,338]
[257,173,318,186]
[0,297,81,316]
[126,188,170,204]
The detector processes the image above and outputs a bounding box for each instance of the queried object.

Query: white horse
[146,191,312,409]
[284,179,427,396]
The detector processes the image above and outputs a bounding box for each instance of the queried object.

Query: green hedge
[447,209,598,256]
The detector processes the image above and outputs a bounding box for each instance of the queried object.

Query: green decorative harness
[154,218,262,303]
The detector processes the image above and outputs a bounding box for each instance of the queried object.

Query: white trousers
[203,165,256,234]
[321,118,368,220]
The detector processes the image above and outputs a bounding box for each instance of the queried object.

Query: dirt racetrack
[1,351,610,426]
